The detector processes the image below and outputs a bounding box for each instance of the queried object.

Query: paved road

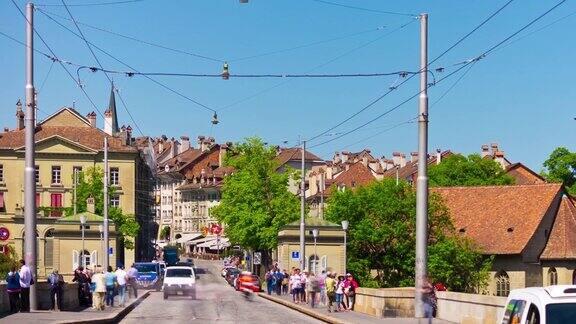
[120,260,322,324]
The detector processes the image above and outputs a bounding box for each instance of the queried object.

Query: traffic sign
[0,227,10,241]
[291,251,300,261]
[253,252,261,265]
[108,247,113,255]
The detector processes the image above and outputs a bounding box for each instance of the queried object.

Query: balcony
[38,206,72,218]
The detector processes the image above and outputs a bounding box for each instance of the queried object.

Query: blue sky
[1,0,575,171]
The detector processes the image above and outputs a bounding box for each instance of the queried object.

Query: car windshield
[166,268,193,277]
[135,264,157,273]
[546,303,576,323]
[228,269,240,275]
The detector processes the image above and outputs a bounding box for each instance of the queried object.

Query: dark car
[225,268,241,286]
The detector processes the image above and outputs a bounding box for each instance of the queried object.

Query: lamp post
[98,224,103,265]
[312,228,319,275]
[80,214,87,268]
[341,220,349,274]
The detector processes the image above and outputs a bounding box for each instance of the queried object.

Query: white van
[162,266,196,299]
[501,285,576,323]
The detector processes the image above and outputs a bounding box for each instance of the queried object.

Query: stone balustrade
[0,282,79,313]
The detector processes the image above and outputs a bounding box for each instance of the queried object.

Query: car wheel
[163,293,168,300]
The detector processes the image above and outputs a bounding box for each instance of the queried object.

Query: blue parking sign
[291,251,299,260]
[108,247,113,255]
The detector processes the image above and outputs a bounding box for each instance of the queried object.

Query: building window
[35,165,39,184]
[44,229,54,267]
[50,193,63,217]
[0,164,4,182]
[549,267,558,285]
[110,167,119,186]
[51,166,61,184]
[308,255,320,274]
[110,195,120,208]
[496,271,510,297]
[0,192,5,213]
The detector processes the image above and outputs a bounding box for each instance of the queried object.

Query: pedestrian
[325,272,336,313]
[335,275,346,312]
[282,270,289,295]
[91,267,106,311]
[274,269,283,295]
[265,269,274,295]
[127,263,139,299]
[289,269,302,303]
[73,266,88,306]
[422,276,437,323]
[6,266,21,313]
[115,266,128,307]
[309,273,320,308]
[104,265,117,307]
[47,269,64,311]
[18,259,32,312]
[345,273,359,311]
[318,270,327,306]
[299,270,307,304]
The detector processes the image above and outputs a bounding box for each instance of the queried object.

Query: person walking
[91,267,106,310]
[422,276,437,323]
[127,264,139,299]
[299,270,307,304]
[274,269,283,295]
[345,273,359,310]
[325,272,336,313]
[289,269,302,303]
[18,259,32,312]
[73,266,89,306]
[47,269,64,311]
[309,273,320,308]
[115,266,128,307]
[281,270,289,295]
[104,266,117,307]
[265,269,274,295]
[318,270,327,306]
[335,275,346,312]
[6,266,21,313]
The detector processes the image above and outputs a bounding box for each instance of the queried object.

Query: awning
[188,236,217,245]
[176,233,203,244]
[196,237,230,249]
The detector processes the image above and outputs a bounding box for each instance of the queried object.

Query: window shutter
[44,239,54,267]
[321,255,327,272]
[91,250,98,267]
[72,250,79,270]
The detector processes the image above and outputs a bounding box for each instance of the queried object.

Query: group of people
[5,259,33,313]
[319,271,358,312]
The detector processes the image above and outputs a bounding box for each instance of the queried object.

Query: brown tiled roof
[332,162,376,189]
[381,150,453,182]
[541,196,576,260]
[433,183,562,255]
[276,147,322,166]
[160,148,203,170]
[505,163,546,185]
[212,166,235,177]
[0,126,136,153]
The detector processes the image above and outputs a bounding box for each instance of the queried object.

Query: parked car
[134,262,162,291]
[235,272,261,293]
[225,268,241,286]
[163,266,196,300]
[221,266,235,277]
[501,285,576,323]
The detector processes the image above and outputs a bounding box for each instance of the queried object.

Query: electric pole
[299,139,306,271]
[103,137,110,270]
[24,2,38,310]
[415,13,429,318]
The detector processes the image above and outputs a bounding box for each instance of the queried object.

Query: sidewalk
[0,290,150,324]
[258,292,453,324]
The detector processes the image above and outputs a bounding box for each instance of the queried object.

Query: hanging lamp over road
[221,62,230,80]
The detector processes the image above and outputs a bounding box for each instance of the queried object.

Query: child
[335,275,345,312]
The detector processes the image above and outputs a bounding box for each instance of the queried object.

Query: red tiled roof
[160,148,203,170]
[276,147,322,166]
[433,183,562,255]
[0,126,136,152]
[332,162,376,189]
[541,196,576,260]
[505,163,546,185]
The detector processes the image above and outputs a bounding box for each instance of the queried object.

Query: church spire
[104,83,120,135]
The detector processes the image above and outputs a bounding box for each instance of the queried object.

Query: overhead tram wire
[114,87,145,136]
[60,0,145,136]
[37,9,217,114]
[306,0,517,143]
[36,0,147,7]
[309,0,567,150]
[310,0,417,17]
[9,0,113,130]
[35,7,225,64]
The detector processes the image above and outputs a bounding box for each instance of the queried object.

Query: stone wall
[436,291,507,324]
[0,282,79,313]
[354,287,415,318]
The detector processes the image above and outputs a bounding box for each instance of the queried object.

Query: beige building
[0,100,153,277]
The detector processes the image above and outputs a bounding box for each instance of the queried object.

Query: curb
[59,290,151,324]
[257,293,347,324]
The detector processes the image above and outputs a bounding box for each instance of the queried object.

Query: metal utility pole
[103,137,110,270]
[319,171,325,218]
[299,140,306,271]
[24,2,38,311]
[73,170,77,215]
[415,13,429,318]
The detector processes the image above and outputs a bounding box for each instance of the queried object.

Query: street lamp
[312,228,319,274]
[80,214,87,268]
[341,220,349,274]
[98,224,103,266]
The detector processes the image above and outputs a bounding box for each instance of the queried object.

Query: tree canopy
[428,154,514,187]
[211,138,300,251]
[542,147,576,194]
[325,178,492,292]
[75,167,140,249]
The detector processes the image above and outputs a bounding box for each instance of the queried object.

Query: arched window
[549,267,558,286]
[44,229,55,267]
[308,255,320,274]
[496,271,510,297]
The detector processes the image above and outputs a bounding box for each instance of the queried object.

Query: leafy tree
[74,167,140,249]
[325,178,491,292]
[542,147,576,194]
[160,226,170,240]
[211,137,300,252]
[429,154,514,187]
[0,245,19,279]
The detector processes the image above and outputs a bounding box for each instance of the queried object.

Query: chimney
[158,140,164,153]
[16,99,24,130]
[87,111,97,127]
[125,125,132,145]
[333,152,341,165]
[400,153,406,167]
[490,143,499,155]
[436,148,442,165]
[104,109,113,135]
[179,136,190,154]
[170,138,178,158]
[362,156,368,167]
[341,151,350,164]
[481,144,490,157]
[197,135,206,151]
[87,196,95,214]
[219,143,229,166]
[3,127,9,132]
[494,151,506,169]
[410,152,418,163]
[392,152,402,167]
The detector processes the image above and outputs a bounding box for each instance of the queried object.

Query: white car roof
[166,266,194,270]
[508,285,576,304]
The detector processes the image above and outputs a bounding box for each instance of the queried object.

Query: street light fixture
[98,224,103,266]
[341,220,349,274]
[80,214,87,268]
[312,228,319,274]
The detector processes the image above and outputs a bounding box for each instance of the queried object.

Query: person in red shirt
[344,273,359,310]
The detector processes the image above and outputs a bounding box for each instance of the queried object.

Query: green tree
[75,167,140,249]
[160,226,170,240]
[325,178,491,292]
[211,137,300,252]
[429,154,514,187]
[0,245,19,279]
[542,147,576,194]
